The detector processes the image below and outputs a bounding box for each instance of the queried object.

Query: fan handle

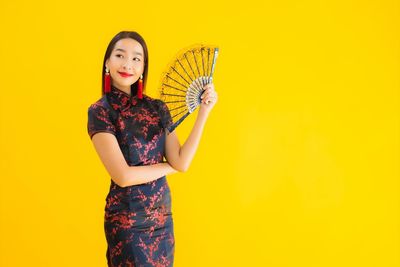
[168,112,190,133]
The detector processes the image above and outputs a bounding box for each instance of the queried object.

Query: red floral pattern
[87,85,175,266]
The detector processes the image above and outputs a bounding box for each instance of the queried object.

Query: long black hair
[101,31,149,96]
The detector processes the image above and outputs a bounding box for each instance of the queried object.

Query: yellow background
[0,0,399,266]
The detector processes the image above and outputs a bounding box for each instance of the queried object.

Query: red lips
[118,72,133,78]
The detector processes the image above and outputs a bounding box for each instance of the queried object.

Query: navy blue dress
[87,85,175,267]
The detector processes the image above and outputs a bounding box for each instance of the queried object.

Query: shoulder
[88,95,110,114]
[143,94,159,103]
[143,94,166,110]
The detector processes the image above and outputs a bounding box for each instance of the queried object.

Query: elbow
[181,165,189,173]
[118,181,129,188]
[112,167,130,188]
[175,163,189,173]
[169,162,187,173]
[175,149,190,172]
[112,176,127,188]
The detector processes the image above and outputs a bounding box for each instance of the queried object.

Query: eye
[115,54,123,58]
[133,57,141,61]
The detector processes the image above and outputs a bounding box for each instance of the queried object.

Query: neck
[112,83,131,96]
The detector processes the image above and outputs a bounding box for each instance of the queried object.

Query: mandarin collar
[107,85,139,112]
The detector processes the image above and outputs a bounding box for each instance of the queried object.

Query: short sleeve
[87,104,117,139]
[158,100,174,134]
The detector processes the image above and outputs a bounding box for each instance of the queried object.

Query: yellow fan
[159,44,219,132]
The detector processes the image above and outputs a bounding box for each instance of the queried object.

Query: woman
[87,31,218,266]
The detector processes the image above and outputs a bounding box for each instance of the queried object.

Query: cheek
[135,64,145,74]
[109,58,119,68]
[136,61,145,70]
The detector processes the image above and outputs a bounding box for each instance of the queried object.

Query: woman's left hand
[199,83,218,115]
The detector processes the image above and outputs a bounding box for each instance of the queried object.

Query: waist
[105,176,171,211]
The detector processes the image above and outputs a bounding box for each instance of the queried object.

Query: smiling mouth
[118,72,133,78]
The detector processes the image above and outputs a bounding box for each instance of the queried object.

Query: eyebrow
[114,48,143,56]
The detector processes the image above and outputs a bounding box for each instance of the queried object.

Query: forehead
[113,38,144,55]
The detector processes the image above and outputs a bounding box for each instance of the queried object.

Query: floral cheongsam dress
[87,85,175,267]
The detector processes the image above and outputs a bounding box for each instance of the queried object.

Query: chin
[116,79,134,86]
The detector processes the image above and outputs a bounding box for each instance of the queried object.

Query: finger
[203,86,211,93]
[206,97,216,105]
[204,83,214,90]
[204,92,216,99]
[201,91,211,99]
[203,96,215,104]
[201,87,217,100]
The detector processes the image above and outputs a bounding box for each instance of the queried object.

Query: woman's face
[105,38,145,92]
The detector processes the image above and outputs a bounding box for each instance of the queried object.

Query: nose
[122,59,133,70]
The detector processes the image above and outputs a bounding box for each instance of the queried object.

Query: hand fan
[159,44,219,133]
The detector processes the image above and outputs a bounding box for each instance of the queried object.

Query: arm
[165,111,209,172]
[165,83,218,172]
[91,132,177,187]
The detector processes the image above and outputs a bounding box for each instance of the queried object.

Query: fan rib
[184,53,197,81]
[171,66,191,86]
[184,53,202,90]
[169,104,187,112]
[191,50,201,77]
[177,59,194,82]
[201,48,206,77]
[207,48,211,78]
[166,74,189,90]
[210,48,218,81]
[165,100,186,104]
[171,108,188,119]
[162,93,186,98]
[162,83,186,93]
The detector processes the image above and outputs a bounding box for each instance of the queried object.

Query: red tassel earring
[137,74,143,99]
[104,67,111,93]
